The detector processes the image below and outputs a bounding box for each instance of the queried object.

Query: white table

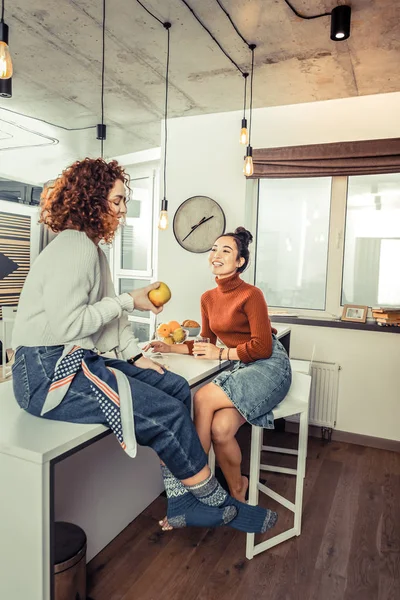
[0,324,290,600]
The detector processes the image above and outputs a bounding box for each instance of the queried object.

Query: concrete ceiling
[1,0,400,171]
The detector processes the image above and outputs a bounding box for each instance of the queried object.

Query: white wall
[54,437,163,562]
[159,91,400,441]
[289,325,400,441]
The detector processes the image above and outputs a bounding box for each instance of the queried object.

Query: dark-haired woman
[12,159,279,536]
[147,227,291,515]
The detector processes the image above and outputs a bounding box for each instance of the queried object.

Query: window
[103,165,158,342]
[254,173,400,317]
[342,174,400,307]
[256,178,332,310]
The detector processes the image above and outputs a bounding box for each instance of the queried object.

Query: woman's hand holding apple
[129,282,164,314]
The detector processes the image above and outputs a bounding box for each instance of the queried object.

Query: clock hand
[191,216,206,230]
[182,215,214,242]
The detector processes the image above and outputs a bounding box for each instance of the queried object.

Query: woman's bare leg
[211,408,248,502]
[193,382,237,452]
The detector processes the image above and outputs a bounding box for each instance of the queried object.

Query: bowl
[184,326,201,337]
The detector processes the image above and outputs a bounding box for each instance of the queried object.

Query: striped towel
[40,345,137,457]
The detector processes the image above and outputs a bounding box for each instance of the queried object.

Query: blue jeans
[12,346,207,480]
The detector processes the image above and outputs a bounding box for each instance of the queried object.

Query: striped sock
[186,474,278,534]
[161,466,236,529]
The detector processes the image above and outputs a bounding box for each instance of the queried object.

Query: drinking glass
[193,336,210,356]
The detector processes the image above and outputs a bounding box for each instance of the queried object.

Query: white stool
[246,371,312,559]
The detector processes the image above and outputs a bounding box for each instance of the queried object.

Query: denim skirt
[213,336,292,429]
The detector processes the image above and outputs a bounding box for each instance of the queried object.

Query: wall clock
[173,196,226,253]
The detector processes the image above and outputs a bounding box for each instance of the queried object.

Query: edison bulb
[0,42,13,79]
[243,155,254,177]
[158,210,168,230]
[240,127,249,145]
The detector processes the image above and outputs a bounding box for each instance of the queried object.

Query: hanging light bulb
[239,73,249,145]
[243,146,254,177]
[158,198,168,230]
[0,3,13,80]
[158,22,172,231]
[240,118,249,145]
[243,45,256,177]
[0,41,12,79]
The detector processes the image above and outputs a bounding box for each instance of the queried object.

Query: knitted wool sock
[186,474,278,534]
[161,466,236,529]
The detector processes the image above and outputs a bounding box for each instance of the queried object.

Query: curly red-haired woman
[11,157,277,535]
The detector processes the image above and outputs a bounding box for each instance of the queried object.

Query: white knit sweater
[12,229,141,360]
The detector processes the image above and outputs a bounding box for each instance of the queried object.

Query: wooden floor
[87,427,400,600]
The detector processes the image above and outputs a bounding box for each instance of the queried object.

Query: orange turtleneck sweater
[197,272,275,364]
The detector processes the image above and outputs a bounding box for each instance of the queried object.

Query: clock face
[173,196,226,253]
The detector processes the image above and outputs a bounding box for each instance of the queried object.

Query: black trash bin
[54,521,87,600]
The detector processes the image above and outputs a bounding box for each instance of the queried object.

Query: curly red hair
[40,158,130,243]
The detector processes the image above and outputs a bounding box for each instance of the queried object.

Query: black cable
[248,45,255,146]
[100,0,106,157]
[179,0,245,75]
[135,0,165,26]
[163,23,171,201]
[0,117,59,152]
[215,0,250,47]
[1,0,4,22]
[283,0,331,20]
[0,107,96,131]
[242,72,248,119]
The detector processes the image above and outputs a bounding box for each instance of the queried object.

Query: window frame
[106,162,159,341]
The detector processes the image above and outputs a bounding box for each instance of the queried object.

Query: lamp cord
[136,0,164,26]
[248,46,255,147]
[179,0,245,75]
[283,0,331,20]
[100,0,106,157]
[242,73,248,120]
[163,23,171,202]
[0,108,96,131]
[1,0,4,23]
[214,0,250,47]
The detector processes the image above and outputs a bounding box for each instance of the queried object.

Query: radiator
[286,361,340,428]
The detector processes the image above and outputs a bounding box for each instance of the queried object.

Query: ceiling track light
[158,22,171,231]
[0,0,13,79]
[243,44,256,177]
[330,5,351,41]
[283,1,351,42]
[0,74,11,97]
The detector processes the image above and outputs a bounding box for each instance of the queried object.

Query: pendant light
[243,44,256,177]
[97,0,107,157]
[158,22,171,231]
[239,72,249,145]
[0,0,13,79]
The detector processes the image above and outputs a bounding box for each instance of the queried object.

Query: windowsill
[271,315,400,334]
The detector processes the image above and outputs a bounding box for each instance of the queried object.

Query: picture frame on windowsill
[341,304,368,323]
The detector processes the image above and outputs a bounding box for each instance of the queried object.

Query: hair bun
[234,226,253,246]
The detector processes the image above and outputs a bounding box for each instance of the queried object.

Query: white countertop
[0,323,290,465]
